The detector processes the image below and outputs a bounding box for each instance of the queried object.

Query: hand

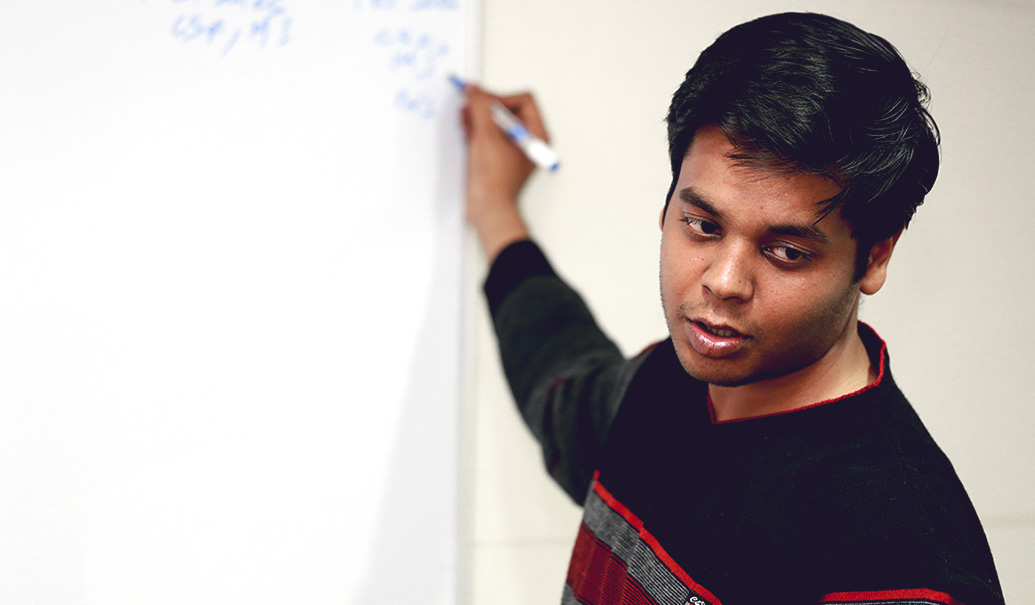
[460,85,549,262]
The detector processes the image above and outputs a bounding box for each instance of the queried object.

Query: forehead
[676,124,843,227]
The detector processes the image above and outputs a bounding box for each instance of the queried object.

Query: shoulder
[805,389,1004,602]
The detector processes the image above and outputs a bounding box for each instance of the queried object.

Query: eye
[766,245,811,265]
[679,216,720,238]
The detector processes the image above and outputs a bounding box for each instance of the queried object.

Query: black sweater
[485,240,1004,605]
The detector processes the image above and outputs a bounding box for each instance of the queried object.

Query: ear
[859,229,903,295]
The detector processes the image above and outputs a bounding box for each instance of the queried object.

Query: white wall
[466,1,1035,603]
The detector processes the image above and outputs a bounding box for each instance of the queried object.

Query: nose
[701,240,754,302]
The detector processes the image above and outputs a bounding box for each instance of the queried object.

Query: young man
[462,13,1004,605]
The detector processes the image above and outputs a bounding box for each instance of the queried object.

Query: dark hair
[665,12,940,279]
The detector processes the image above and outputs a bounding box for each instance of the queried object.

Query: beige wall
[464,1,1035,603]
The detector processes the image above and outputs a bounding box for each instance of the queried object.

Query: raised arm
[460,84,644,502]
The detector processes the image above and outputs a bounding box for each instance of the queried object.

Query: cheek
[659,236,698,318]
[750,272,820,315]
[659,230,676,287]
[659,240,695,303]
[660,225,705,279]
[762,278,858,341]
[659,248,677,312]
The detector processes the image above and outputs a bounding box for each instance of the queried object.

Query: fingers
[461,84,549,143]
[497,92,549,142]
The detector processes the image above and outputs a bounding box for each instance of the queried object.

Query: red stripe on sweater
[567,524,658,605]
[821,588,965,604]
[590,472,723,604]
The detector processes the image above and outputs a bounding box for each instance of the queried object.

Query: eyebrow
[677,186,831,245]
[679,187,726,221]
[768,221,830,245]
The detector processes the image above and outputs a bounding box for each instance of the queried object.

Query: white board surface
[0,1,473,603]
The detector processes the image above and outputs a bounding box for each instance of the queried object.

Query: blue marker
[450,75,560,172]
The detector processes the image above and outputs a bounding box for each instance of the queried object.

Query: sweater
[485,240,1004,605]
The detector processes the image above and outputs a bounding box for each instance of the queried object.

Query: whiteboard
[0,1,474,603]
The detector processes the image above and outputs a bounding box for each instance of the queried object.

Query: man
[462,12,1003,605]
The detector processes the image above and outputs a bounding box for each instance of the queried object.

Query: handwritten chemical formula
[140,0,463,120]
[354,0,460,120]
[372,27,451,119]
[158,0,295,56]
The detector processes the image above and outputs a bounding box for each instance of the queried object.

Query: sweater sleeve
[484,240,646,504]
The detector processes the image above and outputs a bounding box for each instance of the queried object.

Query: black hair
[665,12,940,279]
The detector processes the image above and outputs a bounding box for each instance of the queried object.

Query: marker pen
[450,75,560,172]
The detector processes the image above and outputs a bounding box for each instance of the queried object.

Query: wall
[466,1,1035,603]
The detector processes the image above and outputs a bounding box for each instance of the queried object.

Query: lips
[686,319,749,358]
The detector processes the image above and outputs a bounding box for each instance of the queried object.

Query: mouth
[686,318,749,358]
[695,320,742,338]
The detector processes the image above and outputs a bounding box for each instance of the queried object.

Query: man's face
[660,124,877,387]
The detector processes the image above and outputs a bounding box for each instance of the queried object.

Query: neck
[708,319,877,422]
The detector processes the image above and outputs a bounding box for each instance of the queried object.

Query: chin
[673,345,757,387]
[675,339,817,388]
[695,373,757,388]
[684,367,758,388]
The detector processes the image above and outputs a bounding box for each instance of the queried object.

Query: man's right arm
[462,86,644,502]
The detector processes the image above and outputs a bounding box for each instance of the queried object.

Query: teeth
[701,323,737,338]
